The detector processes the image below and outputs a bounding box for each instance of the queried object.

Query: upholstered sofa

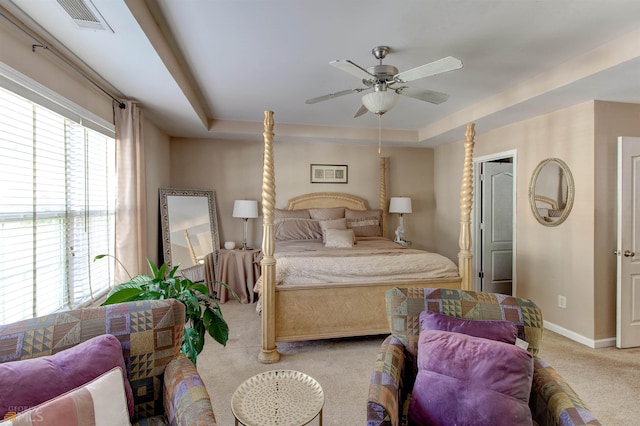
[367,288,601,426]
[0,299,216,425]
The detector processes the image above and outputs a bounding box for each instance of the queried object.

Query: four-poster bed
[258,111,476,363]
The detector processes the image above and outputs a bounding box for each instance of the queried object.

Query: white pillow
[319,218,348,242]
[325,228,355,248]
[1,367,131,426]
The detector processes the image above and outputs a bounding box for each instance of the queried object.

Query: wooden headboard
[285,192,368,211]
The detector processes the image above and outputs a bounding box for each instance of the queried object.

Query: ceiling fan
[305,46,463,117]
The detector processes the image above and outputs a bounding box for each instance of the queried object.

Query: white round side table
[231,370,325,426]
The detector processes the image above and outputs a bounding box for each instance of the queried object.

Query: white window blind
[0,86,116,324]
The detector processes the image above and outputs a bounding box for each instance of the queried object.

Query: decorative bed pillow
[420,310,518,344]
[345,208,381,219]
[408,329,533,426]
[319,218,348,242]
[275,208,310,219]
[324,229,355,248]
[1,367,131,426]
[0,334,134,420]
[346,217,381,237]
[308,207,345,220]
[274,218,322,240]
[345,209,382,237]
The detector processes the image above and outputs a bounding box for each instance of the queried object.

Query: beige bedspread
[254,237,458,292]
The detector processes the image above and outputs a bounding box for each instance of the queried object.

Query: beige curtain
[114,100,147,282]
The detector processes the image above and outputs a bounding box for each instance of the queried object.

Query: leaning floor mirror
[159,188,220,280]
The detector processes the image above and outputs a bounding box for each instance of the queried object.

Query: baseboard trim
[543,320,616,348]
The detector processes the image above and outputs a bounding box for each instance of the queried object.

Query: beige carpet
[537,330,640,425]
[197,301,640,425]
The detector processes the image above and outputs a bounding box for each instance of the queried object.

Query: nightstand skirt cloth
[205,249,261,303]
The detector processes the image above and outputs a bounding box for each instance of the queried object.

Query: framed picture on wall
[310,164,348,184]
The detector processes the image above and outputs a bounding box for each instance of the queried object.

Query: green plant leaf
[181,291,201,316]
[128,275,154,286]
[188,283,210,295]
[101,287,146,305]
[142,291,163,300]
[147,259,159,276]
[192,320,206,353]
[204,306,229,346]
[169,264,180,278]
[181,327,200,365]
[158,263,167,279]
[105,281,143,294]
[172,277,185,294]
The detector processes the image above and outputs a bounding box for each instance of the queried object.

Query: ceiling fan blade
[394,56,463,83]
[353,104,368,118]
[305,88,365,104]
[330,59,375,80]
[396,87,450,104]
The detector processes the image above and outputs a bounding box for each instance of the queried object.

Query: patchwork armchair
[367,288,600,426]
[0,299,216,425]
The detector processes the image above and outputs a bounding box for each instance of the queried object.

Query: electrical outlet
[558,295,567,309]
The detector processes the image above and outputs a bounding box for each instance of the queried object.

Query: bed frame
[258,111,476,363]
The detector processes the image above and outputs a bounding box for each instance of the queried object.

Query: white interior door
[617,136,640,348]
[480,161,513,295]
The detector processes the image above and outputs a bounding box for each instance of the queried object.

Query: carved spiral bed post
[258,111,280,364]
[379,156,388,237]
[458,123,475,291]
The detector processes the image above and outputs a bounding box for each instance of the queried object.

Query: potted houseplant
[95,255,236,365]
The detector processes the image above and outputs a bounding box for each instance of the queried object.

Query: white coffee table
[231,370,324,426]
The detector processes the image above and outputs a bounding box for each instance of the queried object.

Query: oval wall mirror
[529,158,575,226]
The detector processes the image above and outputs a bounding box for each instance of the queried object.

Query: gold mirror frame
[529,158,575,226]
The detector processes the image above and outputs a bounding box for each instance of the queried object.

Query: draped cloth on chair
[114,100,147,282]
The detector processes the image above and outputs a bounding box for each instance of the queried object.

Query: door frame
[473,150,517,294]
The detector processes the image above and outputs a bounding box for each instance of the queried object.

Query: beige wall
[0,12,112,124]
[143,117,171,265]
[168,138,435,251]
[435,101,640,344]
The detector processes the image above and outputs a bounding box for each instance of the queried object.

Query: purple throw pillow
[420,310,518,344]
[408,329,533,426]
[0,334,134,419]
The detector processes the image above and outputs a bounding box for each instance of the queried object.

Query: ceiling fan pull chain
[378,114,382,155]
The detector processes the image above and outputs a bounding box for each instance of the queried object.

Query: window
[0,83,116,324]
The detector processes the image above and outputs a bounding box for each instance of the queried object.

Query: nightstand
[214,248,261,303]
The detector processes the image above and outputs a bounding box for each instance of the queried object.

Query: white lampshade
[362,90,399,115]
[232,200,258,219]
[389,197,412,214]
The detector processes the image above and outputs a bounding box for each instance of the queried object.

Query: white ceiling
[3,0,640,147]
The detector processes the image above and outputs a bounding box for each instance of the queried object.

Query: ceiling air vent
[56,0,114,32]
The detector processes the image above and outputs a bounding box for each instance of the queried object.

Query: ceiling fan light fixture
[362,90,399,115]
[308,46,461,114]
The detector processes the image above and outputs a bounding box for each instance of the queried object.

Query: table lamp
[233,200,259,250]
[389,197,412,244]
